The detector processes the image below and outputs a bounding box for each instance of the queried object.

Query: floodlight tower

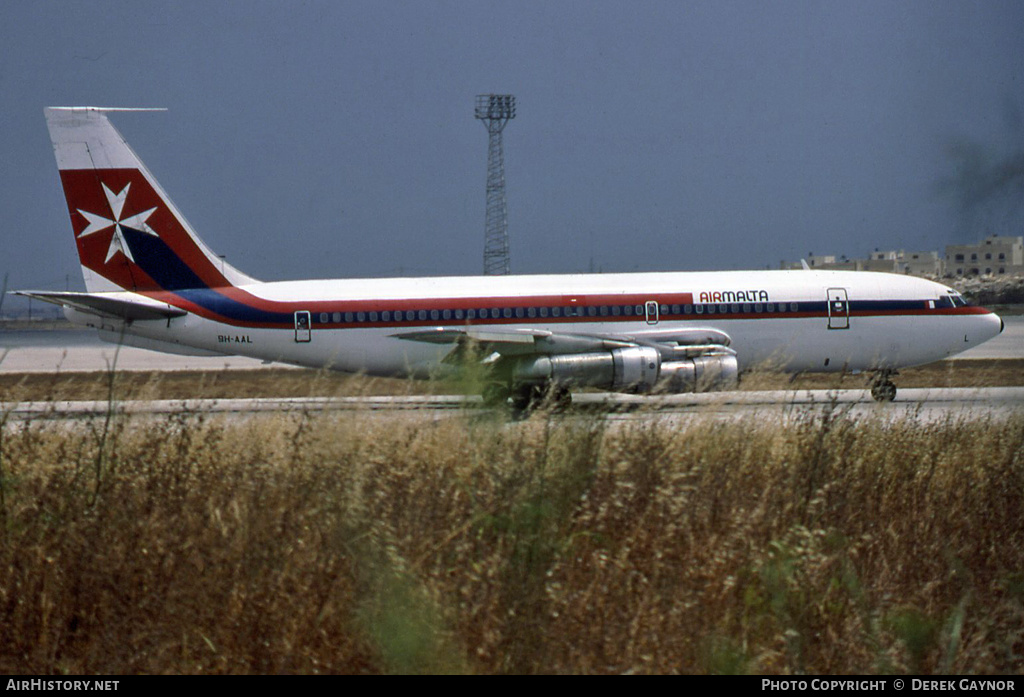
[475,94,516,275]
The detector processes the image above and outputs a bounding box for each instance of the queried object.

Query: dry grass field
[1,394,1022,674]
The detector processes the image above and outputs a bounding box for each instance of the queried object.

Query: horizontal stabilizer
[13,290,186,321]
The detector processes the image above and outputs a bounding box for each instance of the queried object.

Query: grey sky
[2,1,1023,296]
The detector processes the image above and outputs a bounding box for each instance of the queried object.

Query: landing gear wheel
[551,385,572,411]
[870,378,897,402]
[509,384,572,416]
[510,385,540,413]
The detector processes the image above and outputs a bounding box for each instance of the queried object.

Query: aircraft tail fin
[44,107,257,294]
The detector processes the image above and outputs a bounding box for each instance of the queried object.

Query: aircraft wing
[392,326,734,364]
[13,290,187,322]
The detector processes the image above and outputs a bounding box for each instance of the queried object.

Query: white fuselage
[68,269,1003,378]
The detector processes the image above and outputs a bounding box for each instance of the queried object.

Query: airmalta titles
[698,290,770,303]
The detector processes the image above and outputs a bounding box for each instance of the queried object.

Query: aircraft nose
[964,310,1004,349]
[982,311,1003,341]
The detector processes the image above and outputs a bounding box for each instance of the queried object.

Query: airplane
[17,106,1004,410]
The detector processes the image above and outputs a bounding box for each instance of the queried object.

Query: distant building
[860,249,902,273]
[899,250,943,276]
[782,253,849,270]
[804,254,836,268]
[781,236,1024,277]
[945,235,1024,277]
[782,249,942,276]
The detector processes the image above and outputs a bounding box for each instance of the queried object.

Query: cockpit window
[944,291,969,308]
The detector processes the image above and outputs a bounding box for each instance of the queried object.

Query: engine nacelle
[512,346,661,392]
[657,354,739,393]
[510,347,738,394]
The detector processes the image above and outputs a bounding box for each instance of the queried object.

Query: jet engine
[509,345,738,393]
[658,354,738,392]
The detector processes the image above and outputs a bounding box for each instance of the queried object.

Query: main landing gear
[870,370,898,402]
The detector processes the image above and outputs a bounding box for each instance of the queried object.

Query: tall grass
[1,403,1022,674]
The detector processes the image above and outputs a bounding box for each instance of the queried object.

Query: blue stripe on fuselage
[174,288,294,325]
[124,227,292,325]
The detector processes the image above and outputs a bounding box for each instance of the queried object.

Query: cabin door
[294,310,312,342]
[645,300,659,325]
[827,288,849,330]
